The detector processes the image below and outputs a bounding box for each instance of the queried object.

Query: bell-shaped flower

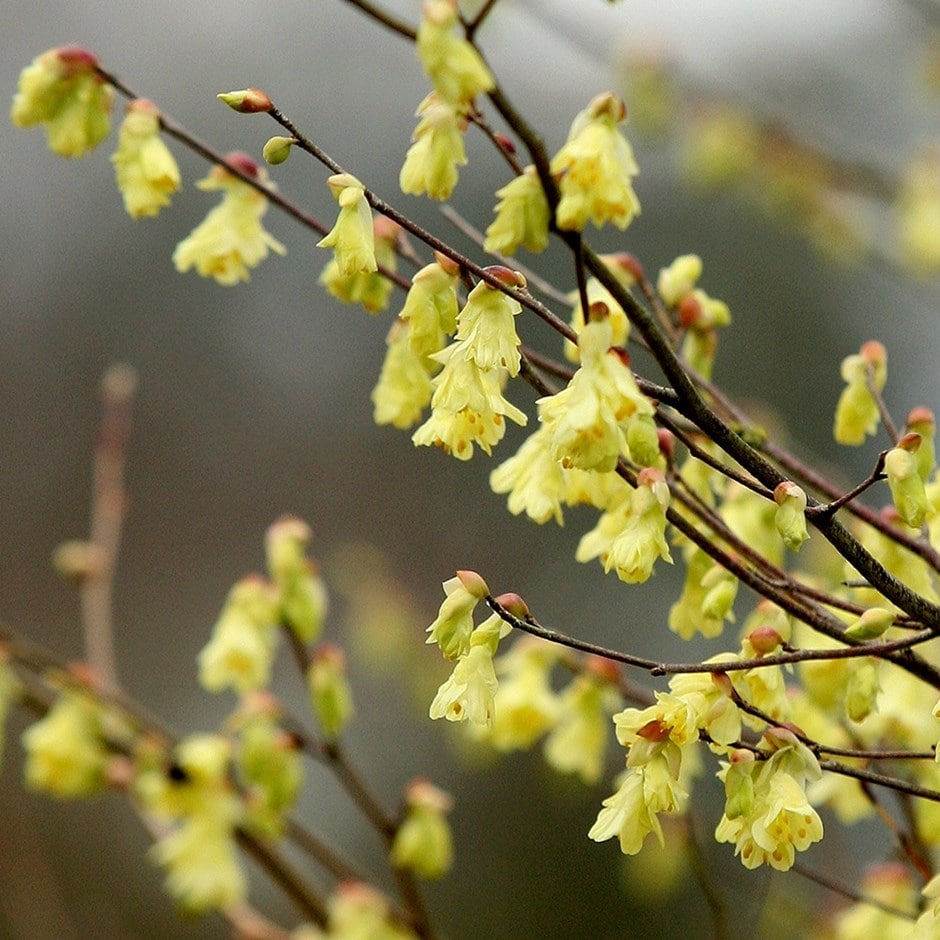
[453,268,525,375]
[550,92,641,231]
[577,468,672,584]
[110,98,180,218]
[897,148,940,275]
[833,340,887,446]
[390,778,454,879]
[198,575,280,694]
[401,255,460,360]
[234,699,304,836]
[885,433,928,528]
[316,173,376,277]
[173,153,285,285]
[400,93,467,200]
[490,424,568,525]
[320,217,398,313]
[588,754,688,855]
[429,613,509,728]
[715,736,823,871]
[538,315,654,472]
[12,45,113,158]
[483,166,551,255]
[308,644,355,742]
[906,407,936,483]
[22,691,108,798]
[544,665,620,784]
[425,570,489,660]
[481,637,562,751]
[265,516,329,642]
[372,318,434,429]
[773,481,809,551]
[669,547,737,640]
[416,0,495,105]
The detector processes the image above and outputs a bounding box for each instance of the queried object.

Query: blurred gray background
[2,1,938,937]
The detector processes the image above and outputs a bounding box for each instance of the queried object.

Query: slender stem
[808,452,887,517]
[790,860,916,921]
[81,365,137,693]
[465,0,501,39]
[340,0,417,40]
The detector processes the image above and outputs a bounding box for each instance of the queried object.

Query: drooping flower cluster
[11,45,113,158]
[833,340,887,446]
[400,93,468,201]
[317,172,377,277]
[111,98,181,218]
[320,216,400,313]
[412,267,528,459]
[173,153,286,285]
[550,92,641,232]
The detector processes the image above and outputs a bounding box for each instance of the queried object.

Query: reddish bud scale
[860,340,887,366]
[609,347,631,367]
[587,300,610,323]
[373,215,401,243]
[637,466,665,487]
[678,293,703,328]
[493,132,516,155]
[224,150,261,179]
[610,252,644,281]
[54,45,100,74]
[907,406,935,429]
[711,671,735,697]
[483,264,527,289]
[656,428,674,462]
[494,592,528,617]
[582,654,620,683]
[433,251,460,276]
[897,432,922,454]
[747,626,782,655]
[314,643,348,670]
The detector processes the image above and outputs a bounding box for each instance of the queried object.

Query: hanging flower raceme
[197,575,280,694]
[773,481,809,551]
[400,93,468,200]
[399,254,460,360]
[429,611,511,729]
[173,152,285,285]
[576,467,673,584]
[426,569,489,660]
[320,216,399,313]
[316,172,376,277]
[538,311,655,473]
[833,340,887,446]
[452,267,525,375]
[390,778,454,880]
[906,406,936,483]
[110,98,180,218]
[12,45,113,158]
[416,0,495,106]
[265,515,328,642]
[307,643,355,741]
[22,690,110,798]
[483,165,551,255]
[550,91,641,232]
[885,433,928,528]
[372,318,435,429]
[714,729,824,871]
[490,423,569,526]
[657,253,730,379]
[138,735,246,913]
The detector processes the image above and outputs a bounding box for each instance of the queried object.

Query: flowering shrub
[5,3,940,938]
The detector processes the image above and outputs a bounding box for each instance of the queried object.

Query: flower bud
[308,644,354,741]
[217,88,273,113]
[390,778,454,879]
[884,435,928,528]
[844,607,895,641]
[262,135,295,165]
[773,481,809,551]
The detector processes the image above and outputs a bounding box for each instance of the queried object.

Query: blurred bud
[263,135,295,165]
[217,88,273,113]
[307,644,354,741]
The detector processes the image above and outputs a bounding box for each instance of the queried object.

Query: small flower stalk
[12,45,113,157]
[173,153,286,285]
[550,92,641,232]
[111,99,181,218]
